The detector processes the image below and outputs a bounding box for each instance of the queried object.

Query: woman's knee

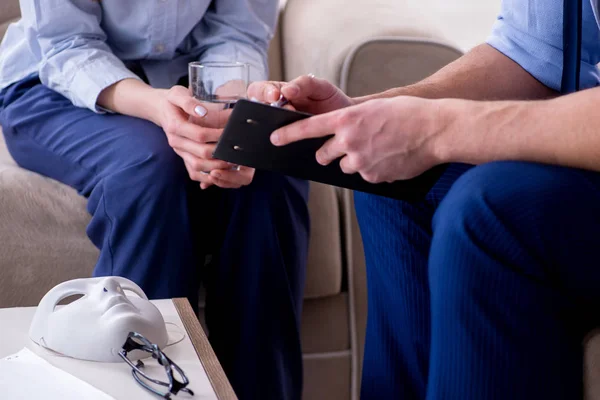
[95,118,189,209]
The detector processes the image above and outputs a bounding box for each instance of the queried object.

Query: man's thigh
[433,161,600,307]
[0,76,179,197]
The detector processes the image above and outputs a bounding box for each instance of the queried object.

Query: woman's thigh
[0,76,184,197]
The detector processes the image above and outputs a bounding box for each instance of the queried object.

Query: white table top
[0,299,217,399]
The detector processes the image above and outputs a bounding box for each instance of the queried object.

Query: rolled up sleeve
[486,0,600,91]
[191,0,279,84]
[22,0,141,112]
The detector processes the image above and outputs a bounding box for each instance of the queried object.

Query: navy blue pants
[355,162,600,399]
[0,76,309,400]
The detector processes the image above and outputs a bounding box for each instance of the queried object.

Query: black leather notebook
[213,99,447,201]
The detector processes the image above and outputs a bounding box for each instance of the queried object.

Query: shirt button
[154,43,165,53]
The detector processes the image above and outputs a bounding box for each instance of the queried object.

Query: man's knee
[428,161,566,297]
[432,160,580,238]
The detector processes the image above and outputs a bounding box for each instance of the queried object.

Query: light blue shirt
[487,0,600,91]
[0,0,278,112]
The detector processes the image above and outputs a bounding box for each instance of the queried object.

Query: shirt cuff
[486,19,600,91]
[68,57,142,113]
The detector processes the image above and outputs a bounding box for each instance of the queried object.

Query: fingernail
[195,105,207,117]
[271,133,280,145]
[268,89,277,100]
[307,73,315,78]
[213,171,221,178]
[250,97,260,102]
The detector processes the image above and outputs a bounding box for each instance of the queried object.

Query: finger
[167,117,223,143]
[247,81,283,103]
[177,153,213,187]
[358,164,390,184]
[173,148,230,174]
[168,136,227,164]
[167,86,227,128]
[339,155,359,175]
[189,107,233,129]
[210,167,255,189]
[185,161,213,185]
[271,111,339,146]
[167,85,208,118]
[315,136,346,166]
[281,74,336,102]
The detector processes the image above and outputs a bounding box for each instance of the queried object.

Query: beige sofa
[5,0,600,399]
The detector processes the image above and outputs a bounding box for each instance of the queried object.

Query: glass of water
[188,61,249,110]
[188,61,249,172]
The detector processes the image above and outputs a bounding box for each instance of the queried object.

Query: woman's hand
[156,85,255,189]
[247,74,354,115]
[269,96,453,183]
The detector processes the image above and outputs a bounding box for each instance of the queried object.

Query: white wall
[281,0,503,83]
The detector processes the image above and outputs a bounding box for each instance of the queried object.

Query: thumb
[247,81,283,103]
[281,74,337,102]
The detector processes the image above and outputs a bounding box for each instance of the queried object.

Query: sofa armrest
[305,182,343,299]
[340,37,463,97]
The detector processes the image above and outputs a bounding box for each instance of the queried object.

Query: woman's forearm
[97,79,166,126]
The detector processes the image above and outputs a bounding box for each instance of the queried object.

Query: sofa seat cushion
[301,293,350,353]
[0,129,343,305]
[0,135,98,307]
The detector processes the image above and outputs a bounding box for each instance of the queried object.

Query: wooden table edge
[173,298,238,400]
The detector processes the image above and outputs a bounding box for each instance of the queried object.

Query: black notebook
[213,99,447,201]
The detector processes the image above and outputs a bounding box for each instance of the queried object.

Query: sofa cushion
[303,353,351,400]
[0,126,342,304]
[305,183,342,299]
[301,293,349,353]
[0,132,98,308]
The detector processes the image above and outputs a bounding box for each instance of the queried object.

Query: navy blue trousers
[355,162,600,400]
[0,76,309,400]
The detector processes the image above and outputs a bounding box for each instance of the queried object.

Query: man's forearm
[437,87,600,172]
[97,79,165,126]
[355,44,557,103]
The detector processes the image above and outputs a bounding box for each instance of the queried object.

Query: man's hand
[158,85,255,189]
[247,74,354,114]
[270,96,451,183]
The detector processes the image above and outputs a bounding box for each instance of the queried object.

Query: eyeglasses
[119,332,194,399]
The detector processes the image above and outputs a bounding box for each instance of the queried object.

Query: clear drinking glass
[188,62,248,172]
[188,61,249,109]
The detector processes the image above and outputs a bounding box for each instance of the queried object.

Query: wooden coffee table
[0,298,237,399]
